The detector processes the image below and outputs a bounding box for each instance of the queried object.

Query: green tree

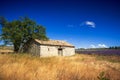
[0,16,48,52]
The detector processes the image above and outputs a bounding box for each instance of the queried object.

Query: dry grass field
[0,53,120,80]
[0,46,14,54]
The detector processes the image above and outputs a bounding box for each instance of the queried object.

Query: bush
[97,72,110,80]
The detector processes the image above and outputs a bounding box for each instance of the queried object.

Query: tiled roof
[34,39,74,47]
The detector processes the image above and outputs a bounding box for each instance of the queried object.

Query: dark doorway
[58,48,63,56]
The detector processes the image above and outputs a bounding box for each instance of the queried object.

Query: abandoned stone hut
[25,39,75,57]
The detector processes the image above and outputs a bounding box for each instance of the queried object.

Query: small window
[48,48,49,51]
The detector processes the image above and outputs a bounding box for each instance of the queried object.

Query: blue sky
[0,0,120,48]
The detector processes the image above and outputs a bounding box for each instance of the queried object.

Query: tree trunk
[14,43,19,53]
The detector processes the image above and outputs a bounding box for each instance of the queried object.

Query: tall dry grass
[0,53,120,80]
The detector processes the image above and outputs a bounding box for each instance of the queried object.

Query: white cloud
[80,21,95,28]
[85,21,95,28]
[90,44,96,48]
[90,44,107,48]
[98,44,107,48]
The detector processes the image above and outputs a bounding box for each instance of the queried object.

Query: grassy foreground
[0,53,120,80]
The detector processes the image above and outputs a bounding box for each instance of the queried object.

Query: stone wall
[40,45,58,57]
[62,47,75,56]
[40,45,75,57]
[28,42,40,56]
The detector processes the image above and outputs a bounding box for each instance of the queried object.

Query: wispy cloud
[90,44,107,48]
[80,21,96,28]
[85,21,95,28]
[90,44,96,48]
[98,44,107,48]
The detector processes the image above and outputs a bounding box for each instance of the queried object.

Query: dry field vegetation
[0,46,14,54]
[0,53,120,80]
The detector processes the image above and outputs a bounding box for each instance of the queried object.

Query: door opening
[58,48,63,56]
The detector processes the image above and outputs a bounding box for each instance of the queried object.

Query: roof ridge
[34,39,74,47]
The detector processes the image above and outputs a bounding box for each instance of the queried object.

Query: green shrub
[97,72,110,80]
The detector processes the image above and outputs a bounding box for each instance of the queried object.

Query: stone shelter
[25,39,75,57]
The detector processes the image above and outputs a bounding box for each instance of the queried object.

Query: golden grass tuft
[0,53,120,80]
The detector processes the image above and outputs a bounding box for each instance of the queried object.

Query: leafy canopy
[0,16,48,52]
